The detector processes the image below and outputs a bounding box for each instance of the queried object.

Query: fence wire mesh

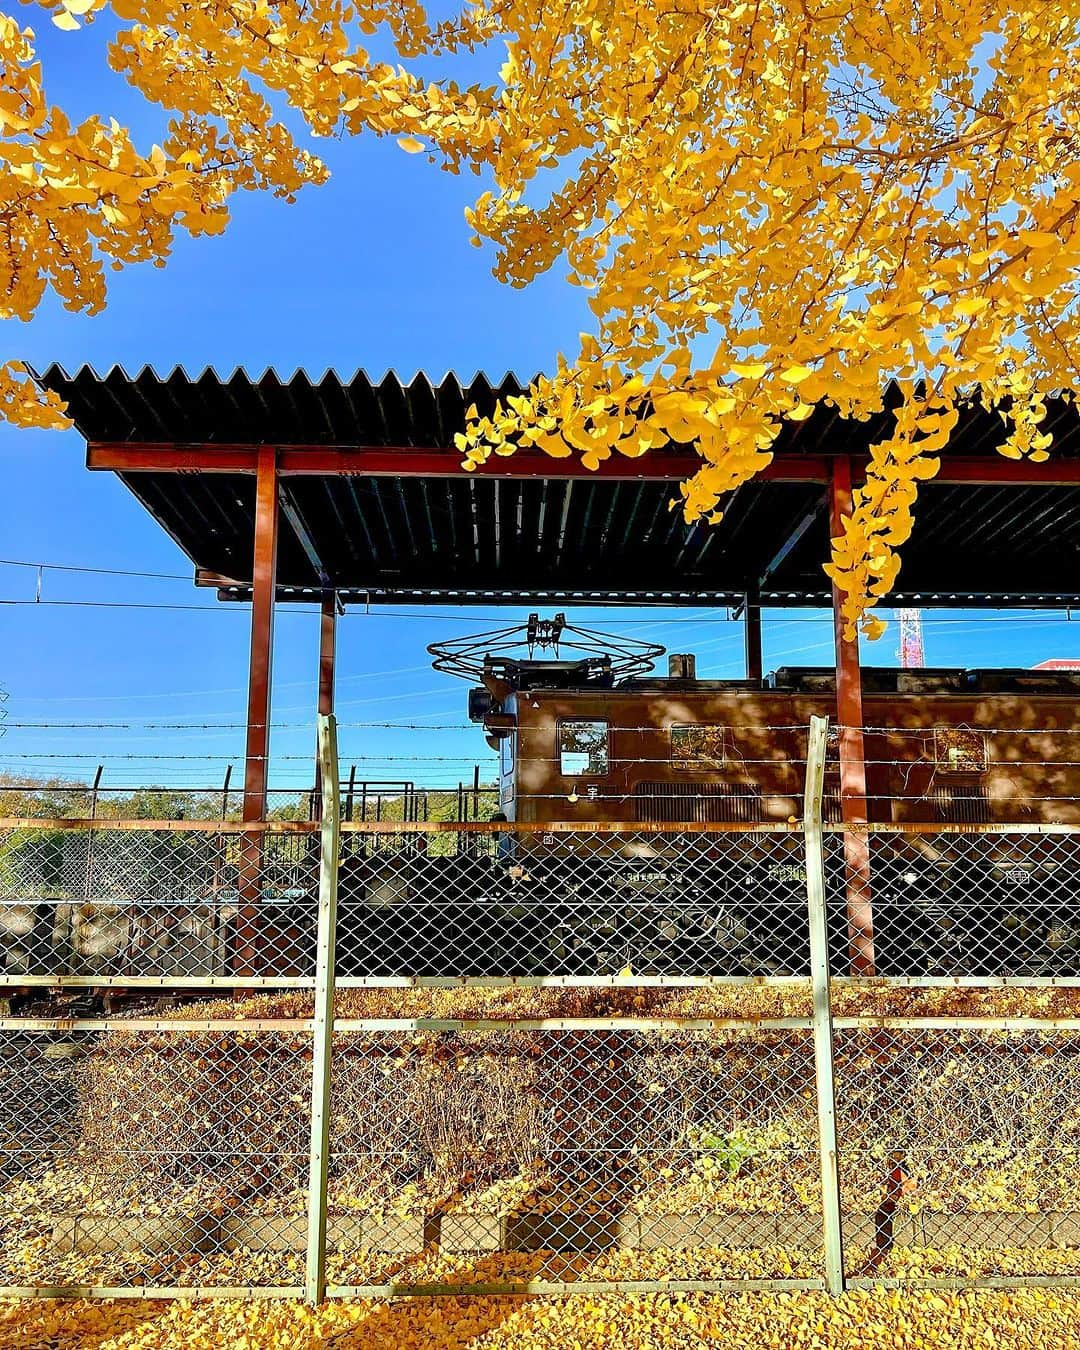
[6,713,1080,1300]
[826,828,1080,980]
[0,825,318,984]
[833,1023,1080,1286]
[336,827,810,983]
[0,1022,311,1294]
[324,1024,822,1293]
[8,1011,1080,1298]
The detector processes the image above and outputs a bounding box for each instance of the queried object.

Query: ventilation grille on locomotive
[931,783,993,824]
[635,781,762,823]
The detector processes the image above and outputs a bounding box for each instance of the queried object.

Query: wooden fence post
[306,713,340,1304]
[805,714,845,1294]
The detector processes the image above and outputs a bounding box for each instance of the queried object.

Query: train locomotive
[349,614,1080,979]
[8,614,1080,991]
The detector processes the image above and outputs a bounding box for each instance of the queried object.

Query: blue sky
[2,23,1078,794]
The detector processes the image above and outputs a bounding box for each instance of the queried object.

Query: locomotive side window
[933,727,989,774]
[670,724,727,768]
[499,732,516,807]
[559,719,609,775]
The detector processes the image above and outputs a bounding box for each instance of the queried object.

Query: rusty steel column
[830,456,876,975]
[744,591,763,682]
[243,446,280,819]
[238,446,279,975]
[313,591,337,819]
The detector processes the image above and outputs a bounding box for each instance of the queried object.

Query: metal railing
[3,716,1080,1301]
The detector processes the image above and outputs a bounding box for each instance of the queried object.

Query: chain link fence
[833,1021,1080,1287]
[0,1019,311,1296]
[0,823,317,986]
[827,827,1080,981]
[3,715,1080,1299]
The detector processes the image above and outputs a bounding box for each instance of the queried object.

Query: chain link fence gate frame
[1,714,1079,1300]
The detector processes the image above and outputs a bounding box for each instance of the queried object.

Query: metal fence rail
[4,715,1080,1301]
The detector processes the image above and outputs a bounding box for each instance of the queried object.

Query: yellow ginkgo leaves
[6,0,1080,632]
[387,0,1080,634]
[8,1286,1080,1348]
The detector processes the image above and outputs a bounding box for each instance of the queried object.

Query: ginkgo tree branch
[5,0,1080,633]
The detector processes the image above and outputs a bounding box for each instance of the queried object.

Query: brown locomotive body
[489,664,1080,828]
[457,657,1080,976]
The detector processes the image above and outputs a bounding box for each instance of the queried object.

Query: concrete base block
[354,1215,426,1254]
[1048,1214,1080,1248]
[638,1212,777,1250]
[774,1213,828,1248]
[51,1213,220,1255]
[51,1206,1080,1258]
[220,1213,421,1254]
[919,1212,1051,1249]
[220,1215,305,1252]
[843,1214,918,1249]
[437,1213,504,1252]
[503,1211,638,1253]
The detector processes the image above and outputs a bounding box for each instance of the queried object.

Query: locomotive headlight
[903,872,919,887]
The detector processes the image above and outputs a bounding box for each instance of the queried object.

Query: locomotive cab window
[559,720,609,776]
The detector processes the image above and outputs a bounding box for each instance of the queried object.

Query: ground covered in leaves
[6,984,1080,1292]
[5,1288,1080,1348]
[149,980,1080,1022]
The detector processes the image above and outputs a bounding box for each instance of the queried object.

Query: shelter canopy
[37,364,1080,608]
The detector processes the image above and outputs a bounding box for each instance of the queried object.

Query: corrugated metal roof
[36,364,547,448]
[33,365,1080,607]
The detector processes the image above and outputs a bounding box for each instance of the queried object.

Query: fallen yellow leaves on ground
[161,981,1080,1023]
[5,1287,1080,1349]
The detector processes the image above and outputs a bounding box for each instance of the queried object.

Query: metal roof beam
[87,443,829,482]
[87,442,1080,486]
[192,577,1080,607]
[277,484,330,586]
[758,493,827,588]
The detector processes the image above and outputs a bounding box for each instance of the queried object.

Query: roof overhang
[38,365,1080,608]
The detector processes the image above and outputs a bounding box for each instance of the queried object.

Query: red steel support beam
[744,592,763,682]
[87,442,1080,486]
[238,447,279,976]
[313,592,337,820]
[830,456,877,976]
[243,446,279,820]
[86,443,831,482]
[318,591,337,719]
